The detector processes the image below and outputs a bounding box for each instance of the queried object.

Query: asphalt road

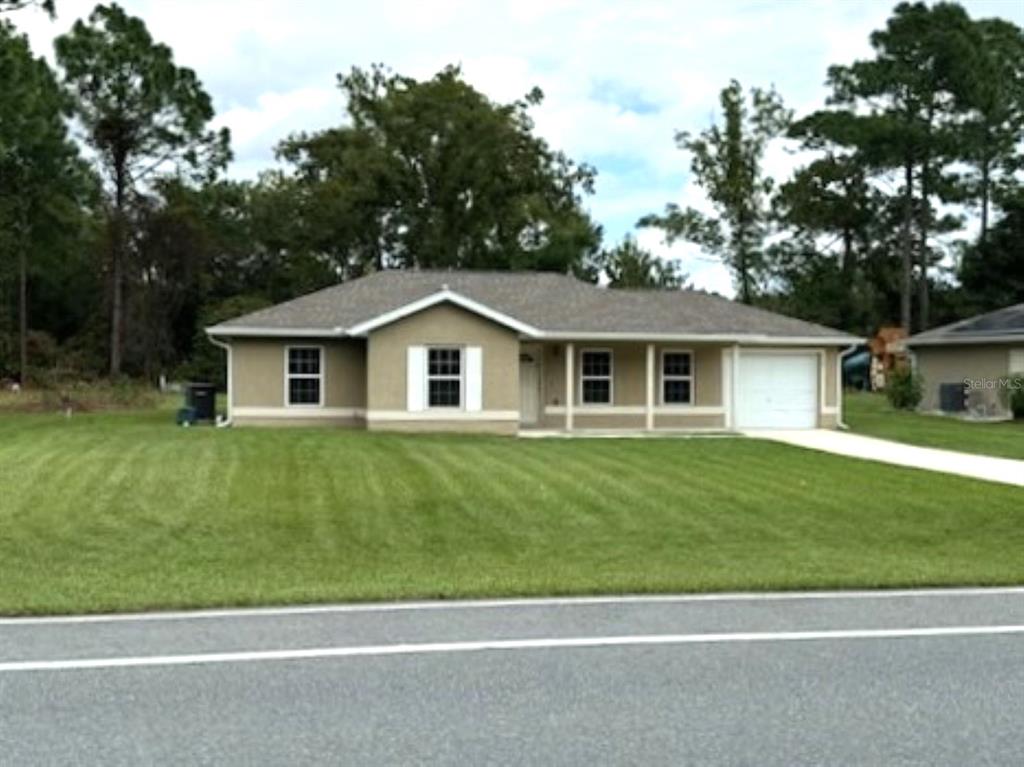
[2,588,1023,766]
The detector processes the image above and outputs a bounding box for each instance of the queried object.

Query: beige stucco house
[907,303,1024,419]
[206,271,860,434]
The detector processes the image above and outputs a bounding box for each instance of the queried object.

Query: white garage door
[737,352,819,429]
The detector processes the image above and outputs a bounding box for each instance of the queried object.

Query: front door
[519,353,541,425]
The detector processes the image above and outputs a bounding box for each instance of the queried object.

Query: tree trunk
[739,249,750,305]
[109,217,123,377]
[917,241,930,333]
[980,154,990,247]
[840,226,855,329]
[918,160,931,333]
[109,159,127,377]
[18,240,27,387]
[899,161,913,333]
[916,103,936,333]
[735,220,753,305]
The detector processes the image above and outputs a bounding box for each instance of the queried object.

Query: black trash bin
[185,382,217,422]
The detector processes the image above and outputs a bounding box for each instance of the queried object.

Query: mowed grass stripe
[1,410,1023,614]
[845,391,1024,460]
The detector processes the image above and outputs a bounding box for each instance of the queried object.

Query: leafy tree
[956,18,1024,243]
[810,2,977,331]
[600,235,686,289]
[127,175,340,379]
[0,0,55,16]
[240,172,338,301]
[959,195,1024,312]
[278,64,601,279]
[639,79,791,304]
[178,294,270,388]
[771,153,877,328]
[760,239,851,331]
[0,20,91,383]
[55,3,230,375]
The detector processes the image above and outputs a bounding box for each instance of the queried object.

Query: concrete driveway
[746,429,1024,488]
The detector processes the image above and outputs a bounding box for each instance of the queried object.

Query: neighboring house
[907,303,1024,419]
[206,271,860,434]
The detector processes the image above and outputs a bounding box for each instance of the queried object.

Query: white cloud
[15,0,1023,299]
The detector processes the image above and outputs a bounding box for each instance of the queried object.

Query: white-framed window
[427,346,463,408]
[1011,349,1024,374]
[580,348,613,405]
[285,346,324,406]
[661,349,694,405]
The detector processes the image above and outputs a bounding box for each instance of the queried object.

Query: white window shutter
[465,346,483,412]
[407,346,426,412]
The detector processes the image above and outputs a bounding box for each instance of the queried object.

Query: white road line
[3,625,1024,673]
[3,586,1024,625]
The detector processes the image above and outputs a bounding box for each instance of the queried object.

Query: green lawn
[845,391,1024,460]
[1,408,1022,616]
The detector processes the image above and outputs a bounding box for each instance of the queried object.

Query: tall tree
[957,18,1024,244]
[639,80,790,304]
[55,3,229,375]
[814,2,976,331]
[0,20,89,384]
[278,64,601,279]
[959,194,1024,312]
[771,152,877,331]
[600,235,686,289]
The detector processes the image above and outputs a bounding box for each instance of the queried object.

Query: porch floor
[517,428,738,439]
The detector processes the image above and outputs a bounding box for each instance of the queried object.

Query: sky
[15,0,1024,295]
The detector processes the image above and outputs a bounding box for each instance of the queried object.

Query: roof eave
[534,331,863,345]
[205,325,345,338]
[907,333,1024,347]
[344,289,542,337]
[205,324,860,346]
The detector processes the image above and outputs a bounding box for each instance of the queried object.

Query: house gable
[346,289,539,338]
[365,303,521,416]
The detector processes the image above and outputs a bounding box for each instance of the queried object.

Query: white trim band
[346,289,541,337]
[234,407,364,419]
[366,410,520,422]
[545,405,725,416]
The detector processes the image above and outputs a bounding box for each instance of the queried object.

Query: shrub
[5,380,161,413]
[886,366,923,410]
[1008,375,1024,420]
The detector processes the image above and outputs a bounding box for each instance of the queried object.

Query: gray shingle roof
[211,270,858,341]
[908,303,1024,346]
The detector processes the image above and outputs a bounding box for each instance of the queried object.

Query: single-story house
[907,302,1024,418]
[206,271,860,434]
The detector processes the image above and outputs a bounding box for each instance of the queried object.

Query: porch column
[729,343,740,430]
[565,342,574,431]
[645,343,655,431]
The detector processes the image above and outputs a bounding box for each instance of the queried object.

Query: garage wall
[824,348,838,408]
[914,345,1012,416]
